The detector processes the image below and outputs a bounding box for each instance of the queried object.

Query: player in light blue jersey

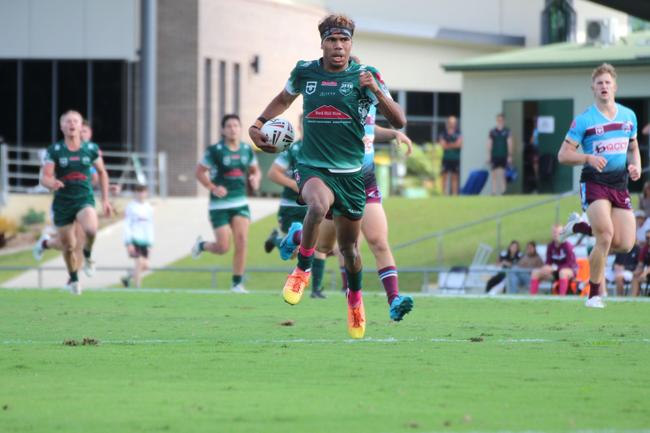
[558,63,641,308]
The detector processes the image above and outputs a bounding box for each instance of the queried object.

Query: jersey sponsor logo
[306,105,352,120]
[594,138,628,155]
[224,168,244,178]
[70,156,80,161]
[60,172,87,182]
[305,81,317,95]
[321,81,337,86]
[339,82,353,96]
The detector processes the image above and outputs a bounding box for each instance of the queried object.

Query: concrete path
[2,197,279,289]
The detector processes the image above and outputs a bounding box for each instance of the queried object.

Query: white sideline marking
[409,430,650,433]
[3,286,650,303]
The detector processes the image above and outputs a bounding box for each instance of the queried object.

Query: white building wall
[0,0,139,59]
[459,66,650,191]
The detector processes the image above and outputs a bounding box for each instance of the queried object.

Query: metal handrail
[393,190,577,263]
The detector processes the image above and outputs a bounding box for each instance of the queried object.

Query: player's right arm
[40,149,64,191]
[249,90,299,153]
[196,148,227,198]
[558,116,606,171]
[268,163,299,193]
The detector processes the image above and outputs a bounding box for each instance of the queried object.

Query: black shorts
[442,160,460,174]
[491,157,508,169]
[129,244,149,259]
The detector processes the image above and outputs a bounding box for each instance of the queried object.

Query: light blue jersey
[362,105,377,172]
[566,103,637,190]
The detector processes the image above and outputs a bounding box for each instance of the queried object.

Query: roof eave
[444,58,650,72]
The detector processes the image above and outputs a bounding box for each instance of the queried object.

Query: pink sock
[558,278,569,296]
[298,245,315,257]
[530,278,540,295]
[347,289,362,307]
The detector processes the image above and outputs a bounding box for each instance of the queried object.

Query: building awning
[443,30,650,72]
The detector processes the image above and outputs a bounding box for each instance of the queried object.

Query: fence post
[436,234,443,265]
[422,270,429,292]
[157,152,168,198]
[0,144,8,207]
[496,219,502,253]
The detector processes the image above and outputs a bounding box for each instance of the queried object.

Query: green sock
[311,258,325,292]
[297,251,314,272]
[69,271,79,282]
[346,268,363,292]
[232,275,243,286]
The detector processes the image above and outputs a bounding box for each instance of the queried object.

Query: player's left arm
[628,136,641,181]
[93,156,113,217]
[248,150,261,191]
[374,125,413,156]
[360,70,405,129]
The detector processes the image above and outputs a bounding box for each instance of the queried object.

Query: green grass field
[1,289,649,433]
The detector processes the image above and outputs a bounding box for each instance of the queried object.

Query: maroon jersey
[545,241,577,271]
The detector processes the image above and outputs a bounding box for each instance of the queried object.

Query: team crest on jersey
[82,156,90,165]
[339,82,353,96]
[59,157,68,167]
[241,155,248,165]
[595,125,604,136]
[305,81,317,95]
[223,156,231,166]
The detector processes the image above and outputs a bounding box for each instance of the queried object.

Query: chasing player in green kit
[249,14,406,338]
[40,110,113,294]
[192,114,261,293]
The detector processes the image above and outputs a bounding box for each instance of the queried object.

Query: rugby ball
[261,118,295,151]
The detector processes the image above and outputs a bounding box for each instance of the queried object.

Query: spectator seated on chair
[508,241,544,293]
[486,240,522,294]
[631,231,650,296]
[529,225,577,296]
[606,243,639,296]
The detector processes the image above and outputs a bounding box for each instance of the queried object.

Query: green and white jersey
[285,59,391,172]
[43,140,100,203]
[273,140,304,207]
[200,140,257,210]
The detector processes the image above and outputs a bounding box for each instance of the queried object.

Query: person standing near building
[192,114,261,293]
[558,63,639,308]
[249,14,406,338]
[487,113,512,195]
[121,184,154,288]
[39,110,113,294]
[440,115,462,195]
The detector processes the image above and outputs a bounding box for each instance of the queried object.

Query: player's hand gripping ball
[260,118,295,152]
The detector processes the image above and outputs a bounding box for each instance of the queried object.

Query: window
[92,61,126,149]
[218,61,226,125]
[233,62,240,116]
[378,90,460,144]
[541,0,576,44]
[22,61,53,146]
[204,58,212,147]
[0,61,17,143]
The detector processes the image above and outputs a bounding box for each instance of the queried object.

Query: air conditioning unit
[586,19,615,45]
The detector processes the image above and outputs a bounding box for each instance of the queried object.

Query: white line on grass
[410,430,650,433]
[4,286,650,303]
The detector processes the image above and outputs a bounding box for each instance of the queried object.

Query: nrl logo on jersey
[305,81,317,95]
[622,121,632,132]
[339,82,353,96]
[59,157,68,167]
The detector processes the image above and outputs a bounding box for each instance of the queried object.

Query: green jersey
[43,140,100,204]
[273,140,303,207]
[200,140,257,210]
[285,59,391,171]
